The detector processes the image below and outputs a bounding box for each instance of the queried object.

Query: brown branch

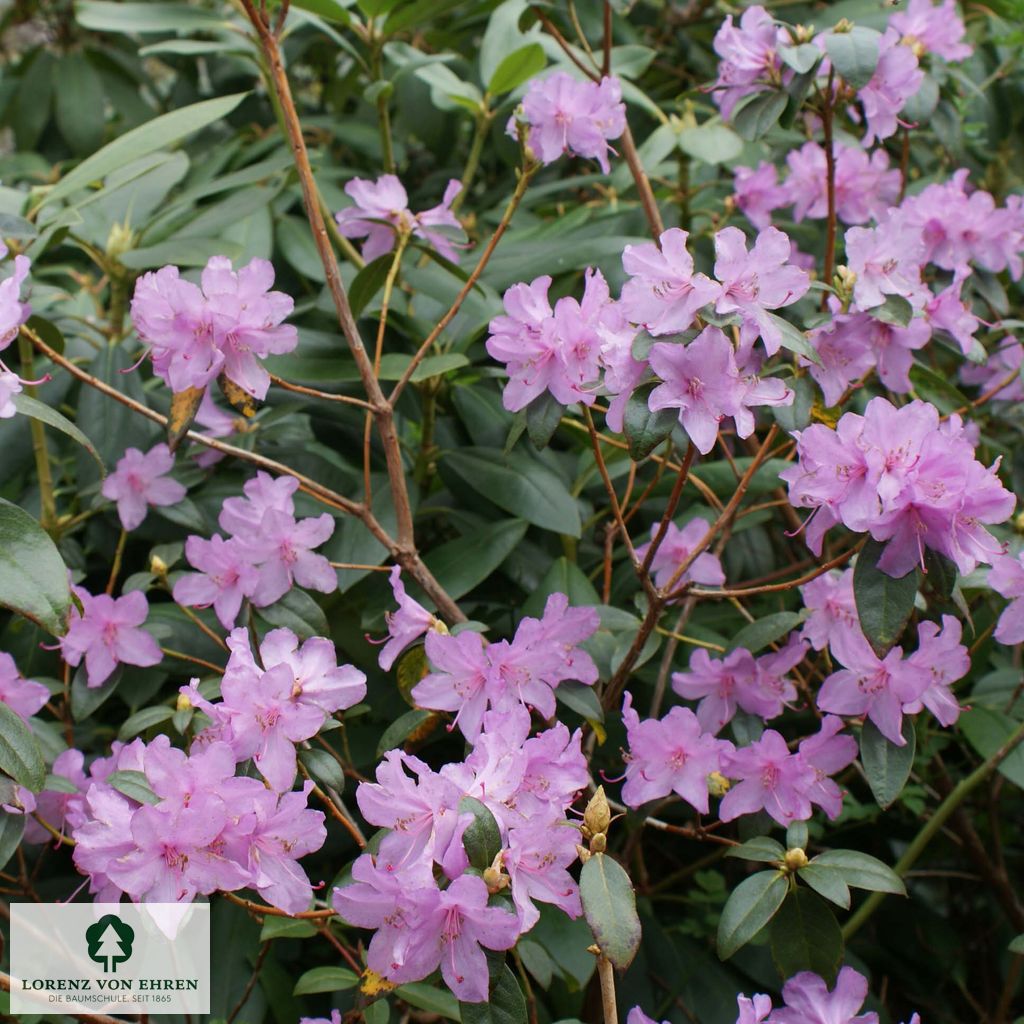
[226,943,270,1024]
[222,892,336,919]
[268,374,374,409]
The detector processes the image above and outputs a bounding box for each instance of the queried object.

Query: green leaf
[443,448,581,537]
[677,122,745,165]
[460,965,526,1024]
[42,92,248,208]
[853,538,919,657]
[76,1,228,32]
[106,769,161,806]
[902,74,939,123]
[908,362,972,414]
[786,821,809,851]
[396,982,461,1021]
[0,704,46,792]
[12,394,104,472]
[0,213,38,240]
[298,749,347,794]
[292,966,360,995]
[378,352,470,383]
[70,664,122,722]
[923,550,957,600]
[762,312,820,364]
[867,294,914,328]
[732,91,788,141]
[773,375,815,433]
[291,0,351,22]
[1009,934,1024,955]
[716,870,787,959]
[812,850,905,895]
[488,43,546,95]
[377,708,436,757]
[725,836,786,864]
[260,917,317,941]
[556,681,604,723]
[824,27,881,89]
[960,707,1024,789]
[769,889,843,985]
[53,51,105,156]
[779,43,823,74]
[385,0,468,33]
[730,612,803,654]
[0,497,72,635]
[350,254,396,318]
[425,519,528,601]
[525,391,563,451]
[459,796,503,871]
[860,718,915,809]
[797,864,851,910]
[0,812,25,871]
[256,588,329,640]
[623,384,677,460]
[118,706,175,741]
[579,852,642,970]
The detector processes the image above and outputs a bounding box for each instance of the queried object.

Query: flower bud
[707,771,730,797]
[150,553,169,579]
[176,691,192,712]
[105,221,136,260]
[590,832,607,854]
[783,847,809,872]
[834,17,854,33]
[583,786,612,839]
[794,23,815,43]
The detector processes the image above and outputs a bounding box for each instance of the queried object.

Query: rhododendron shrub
[2,1,1024,1022]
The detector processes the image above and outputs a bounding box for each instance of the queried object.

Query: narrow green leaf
[725,837,786,864]
[350,254,396,318]
[260,917,317,941]
[762,312,820,364]
[812,850,905,895]
[867,294,914,328]
[730,612,803,654]
[76,1,228,32]
[0,812,25,871]
[1009,934,1024,955]
[117,706,176,741]
[0,704,46,792]
[298,749,347,794]
[424,519,527,601]
[0,498,72,635]
[960,707,1024,789]
[292,966,360,995]
[12,394,105,472]
[488,43,546,95]
[824,27,881,89]
[377,708,436,757]
[106,769,161,806]
[770,889,843,985]
[525,391,563,451]
[579,852,642,970]
[43,92,248,208]
[623,384,677,460]
[853,538,919,657]
[779,43,823,74]
[797,864,851,910]
[460,965,526,1024]
[677,122,745,165]
[0,213,38,240]
[786,821,809,851]
[717,870,787,959]
[396,982,461,1021]
[53,51,105,155]
[70,664,122,722]
[459,796,503,871]
[860,718,915,809]
[256,588,329,640]
[732,91,788,141]
[556,681,604,723]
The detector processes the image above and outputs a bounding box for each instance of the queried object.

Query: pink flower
[516,72,626,174]
[0,370,22,418]
[335,175,465,263]
[800,569,858,651]
[505,821,582,930]
[620,691,734,811]
[413,629,492,740]
[713,226,810,356]
[890,0,972,62]
[634,518,725,592]
[130,257,297,397]
[720,729,817,825]
[712,6,786,119]
[766,967,879,1024]
[101,443,187,531]
[59,586,162,688]
[924,273,978,356]
[733,162,787,230]
[0,650,49,720]
[21,748,86,844]
[844,212,927,311]
[379,567,436,670]
[960,337,1024,403]
[991,551,1024,646]
[817,628,930,745]
[856,30,924,145]
[173,534,259,630]
[797,715,858,819]
[736,994,773,1024]
[0,244,32,351]
[628,1009,669,1024]
[905,615,968,726]
[244,508,337,605]
[621,228,720,336]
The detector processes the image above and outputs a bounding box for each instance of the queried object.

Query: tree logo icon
[85,915,135,973]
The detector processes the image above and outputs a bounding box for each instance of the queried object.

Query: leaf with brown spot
[218,373,260,417]
[167,385,206,451]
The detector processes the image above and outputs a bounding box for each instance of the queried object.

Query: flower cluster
[782,397,1015,577]
[334,702,587,1001]
[182,626,366,791]
[0,650,49,721]
[411,592,599,740]
[486,224,805,453]
[130,255,298,398]
[174,471,336,628]
[0,242,34,418]
[335,174,465,263]
[101,443,187,531]
[512,71,626,173]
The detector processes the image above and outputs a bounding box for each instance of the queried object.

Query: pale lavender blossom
[0,243,31,352]
[960,337,1024,403]
[990,552,1024,646]
[102,443,187,531]
[0,370,22,418]
[890,0,972,62]
[856,29,924,145]
[634,518,724,592]
[720,729,817,825]
[733,162,787,230]
[800,569,858,651]
[0,651,48,721]
[712,6,786,119]
[766,967,879,1024]
[905,615,968,726]
[378,566,436,671]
